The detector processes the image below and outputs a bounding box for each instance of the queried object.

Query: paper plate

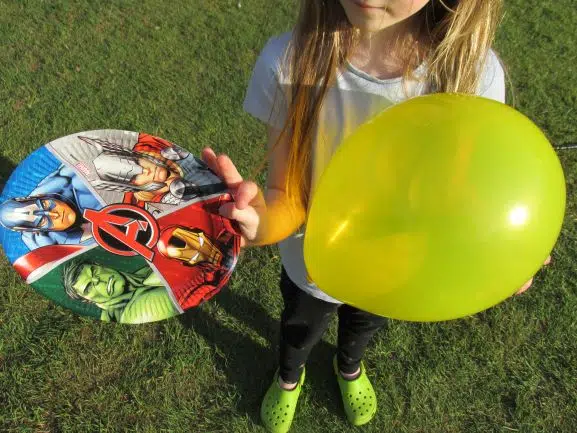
[0,130,241,324]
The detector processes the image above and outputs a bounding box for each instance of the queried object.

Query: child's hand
[201,147,265,247]
[515,255,552,295]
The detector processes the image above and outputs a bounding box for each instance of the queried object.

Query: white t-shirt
[243,32,506,303]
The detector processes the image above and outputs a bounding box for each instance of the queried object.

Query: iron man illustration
[155,223,238,308]
[157,226,228,268]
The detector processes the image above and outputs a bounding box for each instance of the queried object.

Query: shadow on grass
[0,154,16,191]
[178,277,346,425]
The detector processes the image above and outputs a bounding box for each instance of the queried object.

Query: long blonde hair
[273,0,503,209]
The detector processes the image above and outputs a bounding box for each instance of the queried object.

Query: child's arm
[249,125,306,246]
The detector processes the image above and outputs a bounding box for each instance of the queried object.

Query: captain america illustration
[79,134,227,211]
[0,165,101,251]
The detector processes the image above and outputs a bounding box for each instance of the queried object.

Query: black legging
[278,267,387,383]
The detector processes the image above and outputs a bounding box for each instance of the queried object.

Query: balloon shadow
[177,277,345,423]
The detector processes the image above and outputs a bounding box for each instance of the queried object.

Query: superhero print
[48,131,226,215]
[0,165,101,251]
[0,130,241,324]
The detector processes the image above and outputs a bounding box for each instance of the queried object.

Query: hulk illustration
[62,260,179,324]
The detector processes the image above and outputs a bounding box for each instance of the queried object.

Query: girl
[202,1,549,431]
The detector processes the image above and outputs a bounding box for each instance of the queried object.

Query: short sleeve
[477,49,506,103]
[243,32,292,129]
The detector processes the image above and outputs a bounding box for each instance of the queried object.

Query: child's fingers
[235,181,259,210]
[219,201,257,228]
[514,256,551,297]
[216,154,244,188]
[218,201,240,220]
[202,149,244,189]
[515,277,533,295]
[201,147,221,177]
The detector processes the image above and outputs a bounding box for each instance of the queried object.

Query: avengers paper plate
[0,130,241,324]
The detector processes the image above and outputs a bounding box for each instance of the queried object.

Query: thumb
[218,201,254,223]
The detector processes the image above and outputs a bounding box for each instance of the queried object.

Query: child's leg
[279,267,339,385]
[335,305,387,377]
[331,306,386,426]
[260,268,338,431]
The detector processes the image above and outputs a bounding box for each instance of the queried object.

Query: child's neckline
[345,60,426,85]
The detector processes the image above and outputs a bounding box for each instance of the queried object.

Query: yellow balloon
[304,94,566,321]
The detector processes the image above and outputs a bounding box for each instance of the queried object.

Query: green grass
[0,0,576,432]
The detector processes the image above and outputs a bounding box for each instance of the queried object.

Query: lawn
[0,0,576,432]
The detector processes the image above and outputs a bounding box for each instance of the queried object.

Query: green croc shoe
[333,356,377,426]
[260,368,305,433]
